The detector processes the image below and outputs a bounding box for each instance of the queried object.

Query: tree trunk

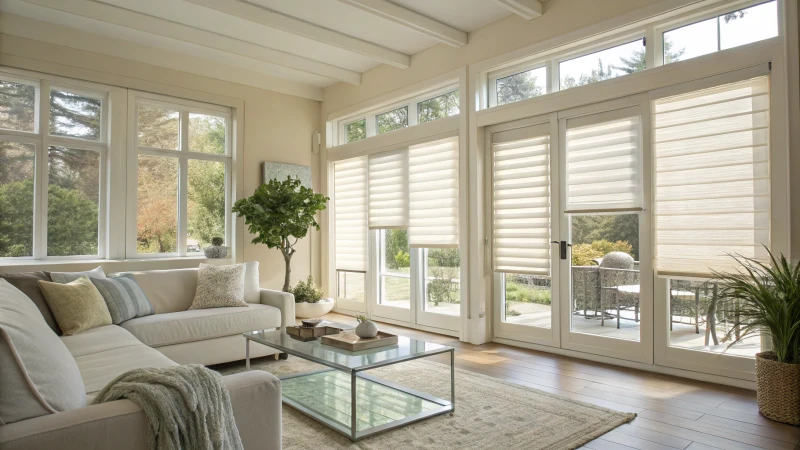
[282,248,294,292]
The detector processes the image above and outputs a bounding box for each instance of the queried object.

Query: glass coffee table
[244,328,454,441]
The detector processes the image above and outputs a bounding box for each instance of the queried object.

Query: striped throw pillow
[90,276,154,324]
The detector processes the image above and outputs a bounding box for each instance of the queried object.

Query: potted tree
[232,176,328,292]
[292,275,334,319]
[709,250,800,424]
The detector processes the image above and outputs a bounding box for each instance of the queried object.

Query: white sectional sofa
[0,262,294,450]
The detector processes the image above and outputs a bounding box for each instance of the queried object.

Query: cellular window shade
[492,125,551,275]
[565,111,642,212]
[654,76,770,277]
[334,157,368,272]
[408,137,459,248]
[368,149,408,229]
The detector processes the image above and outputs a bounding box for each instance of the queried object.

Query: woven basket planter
[755,352,800,425]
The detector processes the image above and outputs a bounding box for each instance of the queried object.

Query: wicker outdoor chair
[597,252,640,329]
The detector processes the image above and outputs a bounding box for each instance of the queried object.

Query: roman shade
[565,108,642,212]
[334,156,368,272]
[408,137,459,248]
[491,124,551,275]
[653,76,770,277]
[368,149,408,229]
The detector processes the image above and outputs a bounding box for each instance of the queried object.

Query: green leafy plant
[211,237,224,246]
[232,176,328,292]
[709,249,800,363]
[291,275,324,304]
[571,240,633,266]
[356,315,368,323]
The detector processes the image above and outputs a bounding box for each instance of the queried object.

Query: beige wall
[0,33,321,290]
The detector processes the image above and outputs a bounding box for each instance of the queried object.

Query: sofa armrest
[0,371,282,450]
[260,288,295,329]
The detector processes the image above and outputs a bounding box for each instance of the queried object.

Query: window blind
[368,149,408,229]
[653,76,770,277]
[408,137,459,248]
[334,156,368,272]
[565,109,642,212]
[492,124,551,275]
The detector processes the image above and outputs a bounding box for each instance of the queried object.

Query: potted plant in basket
[292,275,334,319]
[709,249,800,424]
[232,176,329,292]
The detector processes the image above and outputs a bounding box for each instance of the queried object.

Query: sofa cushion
[120,304,281,348]
[91,275,154,324]
[38,277,113,336]
[116,261,260,315]
[0,271,61,335]
[0,280,86,424]
[189,263,248,310]
[47,266,106,284]
[60,325,177,395]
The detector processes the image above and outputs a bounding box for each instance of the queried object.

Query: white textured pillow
[189,263,248,310]
[49,266,106,284]
[0,280,86,424]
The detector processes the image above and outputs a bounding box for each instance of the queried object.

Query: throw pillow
[189,263,248,310]
[91,275,155,325]
[38,276,113,335]
[48,266,106,284]
[0,280,86,424]
[0,272,62,335]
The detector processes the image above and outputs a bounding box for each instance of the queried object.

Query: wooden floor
[317,312,800,450]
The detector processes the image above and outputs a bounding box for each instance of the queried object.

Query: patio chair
[597,252,640,329]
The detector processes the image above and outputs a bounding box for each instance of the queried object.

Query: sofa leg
[277,352,289,360]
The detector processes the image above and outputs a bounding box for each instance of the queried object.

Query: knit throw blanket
[93,365,244,450]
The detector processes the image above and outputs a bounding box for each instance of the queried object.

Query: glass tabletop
[245,329,452,372]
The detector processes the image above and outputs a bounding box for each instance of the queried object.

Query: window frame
[126,91,232,259]
[0,71,111,261]
[482,0,777,110]
[334,83,459,146]
[654,0,778,66]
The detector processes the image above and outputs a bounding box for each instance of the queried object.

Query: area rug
[214,356,635,450]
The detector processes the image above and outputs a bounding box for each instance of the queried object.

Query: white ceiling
[0,0,543,98]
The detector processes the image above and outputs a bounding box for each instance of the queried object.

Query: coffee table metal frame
[244,330,455,441]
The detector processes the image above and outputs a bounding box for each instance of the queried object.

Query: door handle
[551,241,570,260]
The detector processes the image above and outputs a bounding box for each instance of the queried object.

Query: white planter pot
[295,298,334,319]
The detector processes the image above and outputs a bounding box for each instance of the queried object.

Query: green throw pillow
[91,275,155,325]
[38,276,112,335]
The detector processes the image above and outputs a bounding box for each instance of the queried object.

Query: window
[334,83,459,145]
[559,39,645,90]
[418,90,459,123]
[132,95,231,257]
[423,248,460,316]
[379,229,411,308]
[344,119,366,143]
[0,73,107,259]
[376,106,408,134]
[663,1,778,65]
[494,67,546,106]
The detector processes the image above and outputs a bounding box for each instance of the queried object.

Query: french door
[491,96,654,364]
[368,229,461,333]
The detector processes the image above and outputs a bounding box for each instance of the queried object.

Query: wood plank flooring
[314,313,800,450]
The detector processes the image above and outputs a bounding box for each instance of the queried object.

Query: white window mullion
[366,113,376,138]
[33,80,50,258]
[408,101,418,127]
[178,110,189,257]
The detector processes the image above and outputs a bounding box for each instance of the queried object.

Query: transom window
[485,0,778,108]
[337,84,459,145]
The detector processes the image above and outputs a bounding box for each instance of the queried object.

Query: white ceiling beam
[494,0,543,20]
[337,0,467,47]
[20,0,361,85]
[184,0,410,69]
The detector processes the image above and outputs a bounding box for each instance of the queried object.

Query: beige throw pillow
[38,276,112,335]
[189,263,248,310]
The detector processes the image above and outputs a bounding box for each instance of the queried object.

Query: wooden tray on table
[321,332,398,351]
